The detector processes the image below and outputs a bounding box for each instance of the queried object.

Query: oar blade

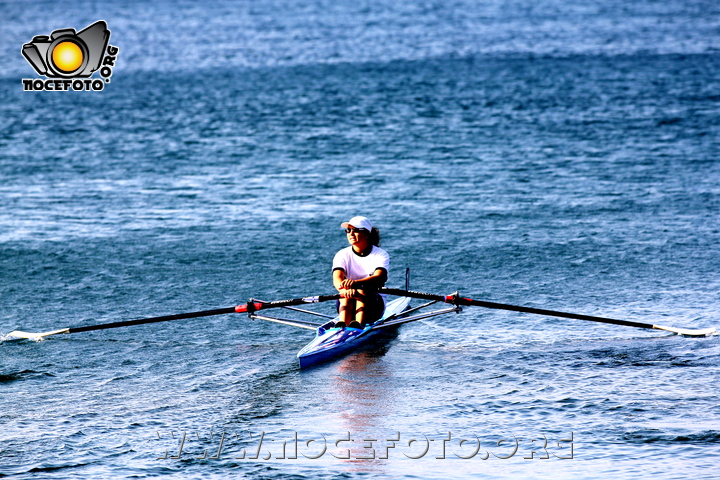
[653,325,716,337]
[5,328,70,340]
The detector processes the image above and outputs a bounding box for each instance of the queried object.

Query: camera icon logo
[22,21,110,78]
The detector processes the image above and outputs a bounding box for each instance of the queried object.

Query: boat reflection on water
[327,339,398,472]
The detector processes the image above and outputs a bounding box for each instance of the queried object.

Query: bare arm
[333,268,347,291]
[333,269,358,299]
[336,268,387,291]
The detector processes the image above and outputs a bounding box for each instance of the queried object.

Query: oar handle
[380,288,656,330]
[234,294,342,314]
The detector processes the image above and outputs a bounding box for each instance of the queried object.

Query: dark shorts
[336,293,386,324]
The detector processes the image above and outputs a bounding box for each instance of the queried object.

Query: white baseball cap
[341,216,373,232]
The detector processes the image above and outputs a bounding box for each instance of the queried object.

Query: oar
[6,293,342,340]
[380,288,716,337]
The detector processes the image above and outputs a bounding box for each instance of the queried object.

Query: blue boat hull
[296,297,411,368]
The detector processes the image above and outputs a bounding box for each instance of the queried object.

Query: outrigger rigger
[5,270,716,368]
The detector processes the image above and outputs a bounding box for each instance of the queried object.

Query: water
[1,0,719,478]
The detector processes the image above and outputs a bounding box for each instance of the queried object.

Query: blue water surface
[1,0,719,478]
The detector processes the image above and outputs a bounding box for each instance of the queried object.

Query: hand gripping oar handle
[8,294,343,340]
[379,288,716,337]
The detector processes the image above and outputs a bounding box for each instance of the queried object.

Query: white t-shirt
[332,245,390,283]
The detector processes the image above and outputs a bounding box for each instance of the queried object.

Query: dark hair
[369,227,381,246]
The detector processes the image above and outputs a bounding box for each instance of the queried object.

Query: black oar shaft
[68,307,238,333]
[15,288,711,340]
[65,293,343,334]
[380,288,655,330]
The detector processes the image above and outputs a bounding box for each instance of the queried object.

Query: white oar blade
[653,325,716,337]
[5,328,70,340]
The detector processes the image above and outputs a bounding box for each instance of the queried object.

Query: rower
[331,216,389,329]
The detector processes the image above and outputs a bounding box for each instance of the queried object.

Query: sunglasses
[345,228,368,234]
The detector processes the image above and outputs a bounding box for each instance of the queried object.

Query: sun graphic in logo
[51,41,84,73]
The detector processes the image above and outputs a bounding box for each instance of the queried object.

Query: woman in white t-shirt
[332,216,390,329]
